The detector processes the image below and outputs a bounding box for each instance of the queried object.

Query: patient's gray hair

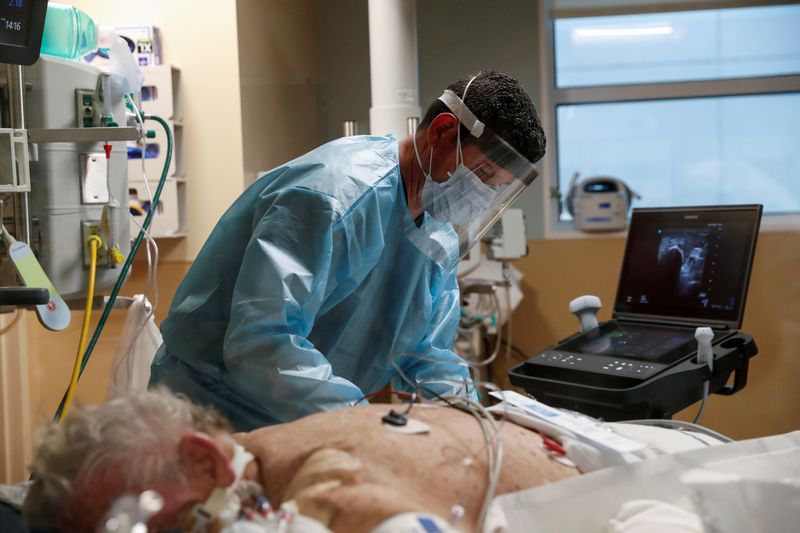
[24,388,230,531]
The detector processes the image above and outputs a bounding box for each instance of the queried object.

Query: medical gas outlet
[81,220,122,268]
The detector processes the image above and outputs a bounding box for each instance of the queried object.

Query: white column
[368,0,421,138]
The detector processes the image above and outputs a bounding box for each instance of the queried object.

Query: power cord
[60,234,102,419]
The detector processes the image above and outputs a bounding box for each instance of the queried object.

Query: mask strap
[438,86,484,139]
[440,75,480,171]
[419,74,481,179]
[458,75,477,168]
[412,128,433,180]
[455,126,463,168]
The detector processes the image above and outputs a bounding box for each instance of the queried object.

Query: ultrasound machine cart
[510,205,763,421]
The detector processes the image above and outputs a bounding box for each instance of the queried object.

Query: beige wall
[237,0,323,185]
[495,230,800,441]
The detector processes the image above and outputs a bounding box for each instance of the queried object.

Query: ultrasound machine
[510,205,763,421]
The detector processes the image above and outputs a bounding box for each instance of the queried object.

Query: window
[540,1,800,229]
[554,6,800,87]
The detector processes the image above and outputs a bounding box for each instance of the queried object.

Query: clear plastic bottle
[40,3,98,59]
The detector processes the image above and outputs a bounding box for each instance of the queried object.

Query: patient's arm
[236,404,578,532]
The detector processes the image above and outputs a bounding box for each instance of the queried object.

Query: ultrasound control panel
[536,350,662,380]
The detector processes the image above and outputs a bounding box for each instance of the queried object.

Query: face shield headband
[406,79,539,271]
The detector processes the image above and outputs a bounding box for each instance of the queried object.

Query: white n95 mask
[422,167,496,225]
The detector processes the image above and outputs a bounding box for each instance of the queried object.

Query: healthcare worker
[150,70,545,430]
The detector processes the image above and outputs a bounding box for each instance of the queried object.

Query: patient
[24,390,578,532]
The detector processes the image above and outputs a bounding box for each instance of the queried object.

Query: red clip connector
[538,431,567,456]
[103,143,112,159]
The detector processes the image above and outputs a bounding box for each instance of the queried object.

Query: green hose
[53,114,173,422]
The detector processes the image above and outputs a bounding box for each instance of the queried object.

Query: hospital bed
[493,429,800,533]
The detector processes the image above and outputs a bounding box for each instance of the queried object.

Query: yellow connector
[108,247,125,264]
[87,234,103,249]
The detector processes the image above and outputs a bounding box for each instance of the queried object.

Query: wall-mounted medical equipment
[0,1,140,326]
[22,56,133,299]
[566,173,639,232]
[510,204,763,420]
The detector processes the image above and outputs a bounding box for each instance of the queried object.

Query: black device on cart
[509,204,763,420]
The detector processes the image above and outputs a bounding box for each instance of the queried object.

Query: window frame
[538,0,800,238]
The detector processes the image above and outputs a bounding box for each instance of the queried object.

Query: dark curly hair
[419,69,546,163]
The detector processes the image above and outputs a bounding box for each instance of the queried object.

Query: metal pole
[6,64,31,245]
[342,120,358,137]
[406,116,418,136]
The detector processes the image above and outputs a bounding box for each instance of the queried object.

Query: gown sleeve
[392,267,476,400]
[222,187,364,422]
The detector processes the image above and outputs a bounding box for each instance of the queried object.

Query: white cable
[0,308,22,336]
[140,148,156,311]
[624,418,732,443]
[389,350,509,532]
[1,223,16,246]
[149,237,159,314]
[445,393,504,532]
[129,215,159,315]
[502,264,513,360]
[693,381,709,424]
[125,93,147,139]
[693,327,714,425]
[126,94,159,315]
[467,406,497,528]
[469,291,502,368]
[456,291,504,369]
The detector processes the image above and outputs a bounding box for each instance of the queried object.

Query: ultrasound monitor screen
[615,205,762,328]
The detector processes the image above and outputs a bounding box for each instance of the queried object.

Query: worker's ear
[426,112,460,148]
[178,431,236,488]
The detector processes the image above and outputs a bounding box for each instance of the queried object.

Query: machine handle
[0,287,50,306]
[714,361,750,396]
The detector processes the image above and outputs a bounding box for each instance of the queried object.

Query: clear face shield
[407,80,539,270]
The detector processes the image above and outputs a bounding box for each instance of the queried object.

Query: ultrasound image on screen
[656,229,709,302]
[615,206,761,326]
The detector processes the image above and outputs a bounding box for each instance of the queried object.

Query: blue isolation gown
[150,135,472,430]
